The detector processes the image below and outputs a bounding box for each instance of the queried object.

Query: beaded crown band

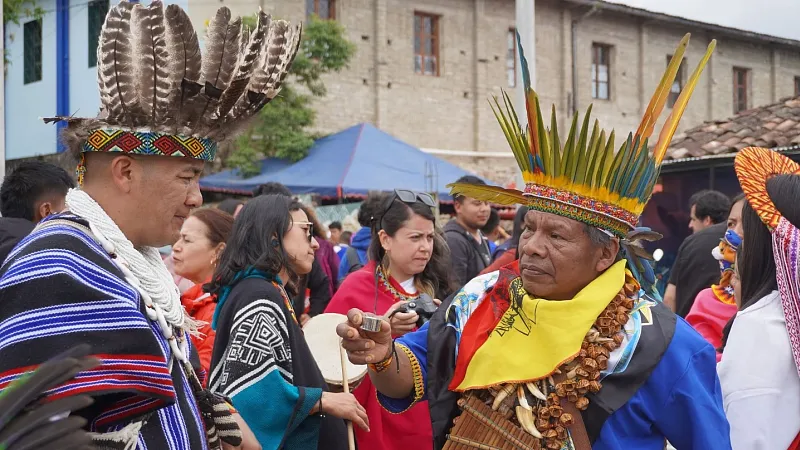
[448,33,716,238]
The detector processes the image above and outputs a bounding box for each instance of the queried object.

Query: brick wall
[188,0,800,184]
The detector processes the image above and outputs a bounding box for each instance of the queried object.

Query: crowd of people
[1,3,800,450]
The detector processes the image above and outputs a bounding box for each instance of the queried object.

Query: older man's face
[518,210,615,300]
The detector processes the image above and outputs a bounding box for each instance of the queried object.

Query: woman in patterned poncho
[206,194,369,449]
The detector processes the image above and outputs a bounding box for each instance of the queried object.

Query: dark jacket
[669,222,727,318]
[443,219,491,287]
[293,259,332,319]
[0,217,34,265]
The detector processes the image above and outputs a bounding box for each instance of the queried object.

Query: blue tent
[200,123,481,200]
[200,157,292,194]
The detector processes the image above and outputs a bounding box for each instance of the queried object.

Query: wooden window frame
[507,28,516,87]
[414,12,440,77]
[307,0,335,20]
[591,43,611,100]
[23,19,42,85]
[666,55,686,108]
[88,0,110,67]
[733,67,750,114]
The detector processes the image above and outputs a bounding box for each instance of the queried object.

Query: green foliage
[227,15,356,176]
[3,0,45,67]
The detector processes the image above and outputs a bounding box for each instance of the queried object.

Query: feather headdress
[448,33,715,239]
[44,1,301,170]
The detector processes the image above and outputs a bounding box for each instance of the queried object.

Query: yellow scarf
[455,260,627,391]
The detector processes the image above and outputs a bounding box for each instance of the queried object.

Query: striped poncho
[0,213,207,449]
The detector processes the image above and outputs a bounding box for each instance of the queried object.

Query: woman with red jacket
[325,190,455,450]
[172,208,234,376]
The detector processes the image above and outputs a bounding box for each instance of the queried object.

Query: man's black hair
[329,221,342,231]
[689,190,731,224]
[453,175,486,203]
[252,182,292,198]
[0,162,75,221]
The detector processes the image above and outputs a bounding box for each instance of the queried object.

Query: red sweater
[180,281,216,381]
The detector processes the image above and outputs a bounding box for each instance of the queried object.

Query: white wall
[4,0,193,161]
[4,0,58,160]
[69,0,100,122]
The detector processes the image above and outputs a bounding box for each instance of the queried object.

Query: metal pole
[514,0,534,189]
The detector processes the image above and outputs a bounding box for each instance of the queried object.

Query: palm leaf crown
[449,33,716,237]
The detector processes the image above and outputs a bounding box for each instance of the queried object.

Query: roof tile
[666,96,800,160]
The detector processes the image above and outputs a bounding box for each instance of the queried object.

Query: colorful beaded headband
[76,128,216,184]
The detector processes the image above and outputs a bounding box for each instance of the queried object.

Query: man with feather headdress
[0,2,300,449]
[338,34,732,449]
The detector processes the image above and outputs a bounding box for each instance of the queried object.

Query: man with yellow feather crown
[338,34,732,449]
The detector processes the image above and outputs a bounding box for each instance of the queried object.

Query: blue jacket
[337,227,370,282]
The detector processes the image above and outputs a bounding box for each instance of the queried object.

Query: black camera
[392,293,438,328]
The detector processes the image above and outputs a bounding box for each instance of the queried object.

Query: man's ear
[702,216,714,227]
[35,201,52,222]
[109,155,137,194]
[595,237,621,273]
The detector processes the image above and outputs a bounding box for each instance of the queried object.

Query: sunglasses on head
[378,189,436,227]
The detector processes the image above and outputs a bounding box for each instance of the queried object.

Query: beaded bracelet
[368,340,399,373]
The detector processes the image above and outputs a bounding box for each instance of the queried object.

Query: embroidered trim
[377,266,419,303]
[525,189,632,238]
[384,343,424,414]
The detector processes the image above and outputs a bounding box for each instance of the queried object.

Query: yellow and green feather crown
[449,33,716,237]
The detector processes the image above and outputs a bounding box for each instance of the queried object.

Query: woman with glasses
[207,195,368,450]
[326,189,455,450]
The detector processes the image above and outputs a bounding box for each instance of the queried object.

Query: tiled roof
[666,97,800,161]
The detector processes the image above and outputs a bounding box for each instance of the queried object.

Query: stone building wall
[188,0,800,186]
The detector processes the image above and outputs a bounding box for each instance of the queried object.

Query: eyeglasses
[378,189,436,228]
[293,221,314,243]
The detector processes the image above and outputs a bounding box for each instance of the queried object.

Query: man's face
[131,157,204,247]
[518,210,612,299]
[330,228,342,244]
[455,197,491,230]
[689,205,712,233]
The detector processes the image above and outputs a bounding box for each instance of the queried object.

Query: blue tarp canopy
[200,157,292,194]
[200,123,481,200]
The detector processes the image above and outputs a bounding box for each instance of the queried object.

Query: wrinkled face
[689,205,712,233]
[380,213,435,279]
[284,209,319,276]
[172,216,222,284]
[518,210,613,299]
[131,157,204,247]
[455,197,491,230]
[727,199,745,237]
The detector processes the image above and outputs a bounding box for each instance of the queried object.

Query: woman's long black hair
[206,194,304,296]
[719,177,800,350]
[369,197,456,299]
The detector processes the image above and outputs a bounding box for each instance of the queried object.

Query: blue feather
[515,31,531,92]
[535,154,544,172]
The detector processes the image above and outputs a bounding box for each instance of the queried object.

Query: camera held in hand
[391,293,438,328]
